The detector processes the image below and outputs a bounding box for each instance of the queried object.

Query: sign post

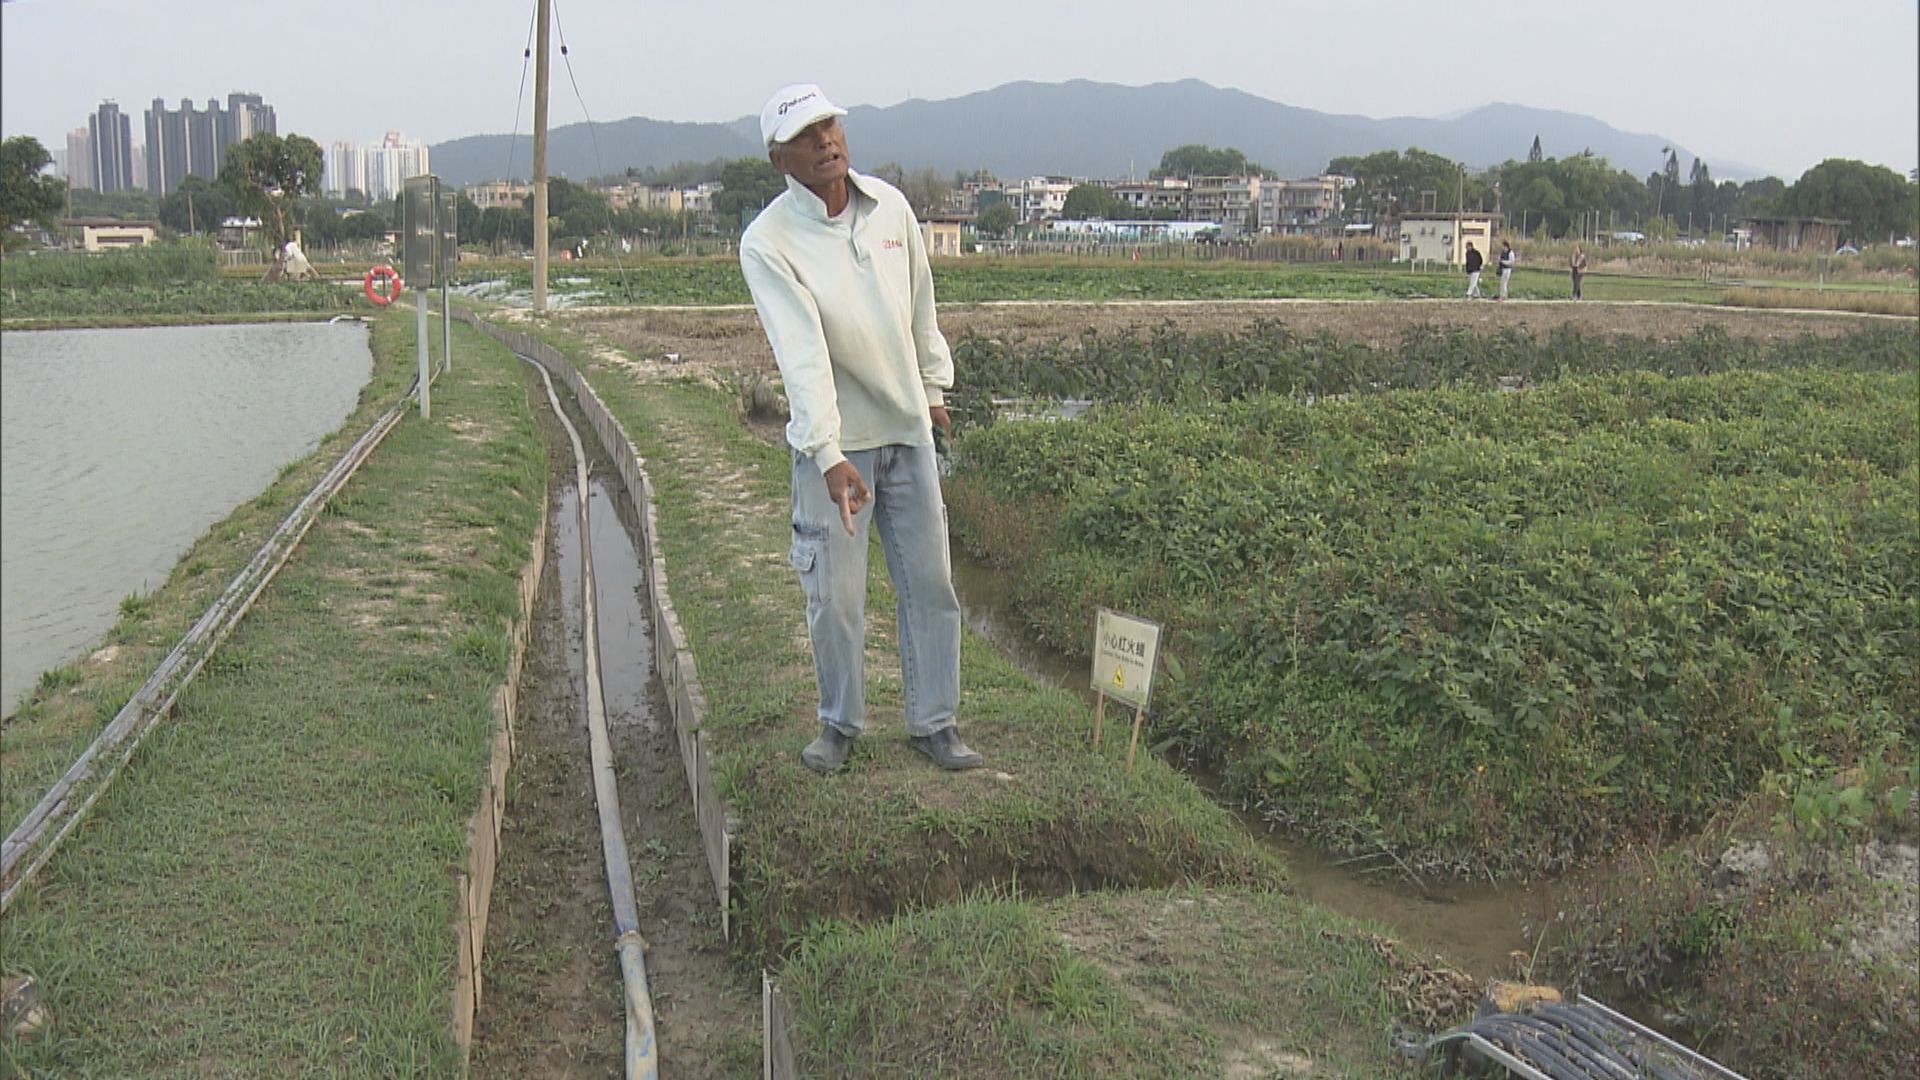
[402,175,440,419]
[1090,608,1162,773]
[439,189,458,373]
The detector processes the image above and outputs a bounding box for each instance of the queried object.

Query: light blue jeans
[788,444,960,738]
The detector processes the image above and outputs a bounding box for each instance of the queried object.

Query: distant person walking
[1464,241,1484,299]
[1570,244,1588,300]
[1497,239,1516,301]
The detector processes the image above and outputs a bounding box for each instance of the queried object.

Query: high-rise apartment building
[224,92,276,147]
[323,141,369,198]
[325,132,429,201]
[142,91,278,195]
[65,127,93,191]
[88,101,134,193]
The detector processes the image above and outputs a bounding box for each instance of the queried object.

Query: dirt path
[469,370,755,1078]
[564,299,1896,385]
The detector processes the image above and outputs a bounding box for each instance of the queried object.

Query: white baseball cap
[760,83,847,147]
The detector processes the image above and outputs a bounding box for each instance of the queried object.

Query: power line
[550,0,634,301]
[502,0,538,187]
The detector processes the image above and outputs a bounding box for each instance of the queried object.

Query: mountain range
[428,78,1765,190]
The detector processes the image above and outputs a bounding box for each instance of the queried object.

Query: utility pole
[532,0,551,314]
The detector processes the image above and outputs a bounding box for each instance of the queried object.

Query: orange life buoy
[363,264,403,306]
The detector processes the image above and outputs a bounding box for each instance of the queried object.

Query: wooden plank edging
[450,441,552,1059]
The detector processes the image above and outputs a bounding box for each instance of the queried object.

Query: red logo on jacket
[882,238,904,250]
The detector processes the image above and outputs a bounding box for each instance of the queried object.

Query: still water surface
[1,323,373,715]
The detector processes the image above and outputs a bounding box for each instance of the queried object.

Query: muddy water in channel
[952,551,1553,980]
[472,372,752,1076]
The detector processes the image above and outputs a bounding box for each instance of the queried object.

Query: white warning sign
[1091,608,1161,710]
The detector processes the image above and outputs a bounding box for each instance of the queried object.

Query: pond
[0,322,374,715]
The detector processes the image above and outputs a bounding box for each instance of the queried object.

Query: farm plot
[945,327,1918,876]
[1,246,365,325]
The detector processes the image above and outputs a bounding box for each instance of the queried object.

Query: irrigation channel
[468,351,751,1077]
[948,551,1556,982]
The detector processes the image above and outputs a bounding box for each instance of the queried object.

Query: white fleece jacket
[740,170,954,475]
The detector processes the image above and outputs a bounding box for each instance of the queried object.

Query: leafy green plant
[949,341,1919,874]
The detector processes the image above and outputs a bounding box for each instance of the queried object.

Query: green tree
[976,202,1017,237]
[1062,183,1120,220]
[455,193,482,243]
[1688,159,1715,232]
[69,187,161,220]
[1155,144,1260,178]
[479,206,532,251]
[217,132,323,250]
[899,167,951,216]
[157,175,233,236]
[1528,135,1543,162]
[547,179,611,239]
[1332,147,1485,221]
[1730,176,1786,218]
[0,136,65,238]
[1783,158,1919,241]
[712,157,785,225]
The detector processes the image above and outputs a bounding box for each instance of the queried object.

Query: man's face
[770,117,849,189]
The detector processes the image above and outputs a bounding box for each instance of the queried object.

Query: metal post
[441,279,451,374]
[532,0,551,314]
[417,293,430,419]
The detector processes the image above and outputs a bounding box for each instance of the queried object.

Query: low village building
[919,215,966,257]
[1257,176,1348,234]
[62,217,158,251]
[463,180,530,210]
[1185,175,1262,235]
[1109,178,1190,217]
[1739,216,1848,252]
[1397,212,1500,267]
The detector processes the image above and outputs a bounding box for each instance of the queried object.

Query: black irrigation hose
[1510,1011,1636,1077]
[1533,1004,1649,1077]
[1500,1014,1638,1080]
[1433,1003,1719,1080]
[1476,1016,1598,1079]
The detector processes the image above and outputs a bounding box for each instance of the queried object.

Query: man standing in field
[739,83,981,775]
[1464,241,1484,298]
[1497,239,1516,301]
[1570,244,1588,300]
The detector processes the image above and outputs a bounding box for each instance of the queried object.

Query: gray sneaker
[908,726,984,771]
[801,725,854,774]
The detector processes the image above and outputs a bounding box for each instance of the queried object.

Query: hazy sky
[3,0,1915,179]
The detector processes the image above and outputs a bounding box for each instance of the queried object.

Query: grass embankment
[1546,796,1917,1078]
[1,245,370,328]
[476,258,1505,305]
[1,308,544,1074]
[469,252,1913,314]
[945,323,1918,876]
[784,887,1455,1077]
[519,320,1463,1073]
[1721,285,1920,316]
